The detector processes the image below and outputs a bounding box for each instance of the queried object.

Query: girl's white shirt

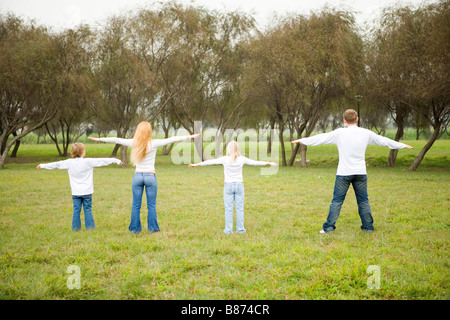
[39,157,121,195]
[298,126,408,175]
[98,136,189,172]
[200,156,268,182]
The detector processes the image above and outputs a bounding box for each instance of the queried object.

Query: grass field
[0,140,449,300]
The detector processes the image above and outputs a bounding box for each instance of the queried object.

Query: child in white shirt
[37,142,122,231]
[190,141,277,234]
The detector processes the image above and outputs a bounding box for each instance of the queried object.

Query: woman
[189,141,277,234]
[89,121,199,234]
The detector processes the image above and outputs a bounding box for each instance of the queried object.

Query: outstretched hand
[118,161,124,166]
[267,162,278,166]
[189,133,201,139]
[36,165,41,169]
[291,139,302,144]
[189,163,201,167]
[88,137,101,142]
[404,144,414,149]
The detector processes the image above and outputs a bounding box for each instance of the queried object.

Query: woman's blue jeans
[72,194,95,231]
[323,175,374,232]
[223,182,246,234]
[129,172,159,234]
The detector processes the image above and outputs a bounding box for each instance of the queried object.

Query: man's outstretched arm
[292,131,336,146]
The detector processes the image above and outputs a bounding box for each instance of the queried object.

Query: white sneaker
[319,230,327,234]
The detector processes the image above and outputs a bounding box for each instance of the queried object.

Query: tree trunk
[278,125,286,166]
[10,132,20,158]
[289,127,295,152]
[193,121,204,161]
[0,130,29,168]
[300,144,308,167]
[161,126,172,155]
[408,125,440,171]
[62,122,71,157]
[388,125,404,167]
[288,143,300,166]
[120,145,128,168]
[267,120,275,154]
[111,144,120,156]
[45,123,65,157]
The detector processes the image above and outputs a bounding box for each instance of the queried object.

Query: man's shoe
[320,229,333,234]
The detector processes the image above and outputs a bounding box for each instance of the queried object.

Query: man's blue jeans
[323,175,374,232]
[72,194,95,231]
[130,172,159,234]
[223,182,246,234]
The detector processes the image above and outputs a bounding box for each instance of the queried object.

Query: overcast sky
[0,0,434,31]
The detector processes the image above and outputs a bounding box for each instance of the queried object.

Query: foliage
[0,0,448,171]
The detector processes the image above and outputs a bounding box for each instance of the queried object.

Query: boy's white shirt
[200,156,268,182]
[39,157,121,195]
[298,126,408,176]
[98,136,189,172]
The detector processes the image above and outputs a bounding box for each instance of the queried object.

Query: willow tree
[45,26,94,157]
[245,8,364,166]
[90,15,150,166]
[155,3,254,160]
[371,1,449,171]
[205,10,256,156]
[405,1,449,171]
[366,6,418,167]
[127,4,181,125]
[0,15,61,168]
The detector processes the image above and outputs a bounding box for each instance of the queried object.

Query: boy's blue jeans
[72,194,95,231]
[129,172,159,234]
[223,182,246,234]
[323,175,374,232]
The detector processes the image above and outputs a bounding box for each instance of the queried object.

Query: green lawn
[0,140,449,299]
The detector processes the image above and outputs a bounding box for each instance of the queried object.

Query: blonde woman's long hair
[226,141,241,162]
[130,121,152,165]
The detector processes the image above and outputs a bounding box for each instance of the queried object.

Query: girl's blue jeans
[323,175,374,232]
[129,172,159,234]
[72,194,95,231]
[223,182,246,234]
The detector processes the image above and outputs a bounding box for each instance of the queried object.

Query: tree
[405,1,449,171]
[245,8,364,166]
[90,15,150,166]
[45,26,94,156]
[156,3,254,160]
[372,1,449,171]
[0,15,60,168]
[366,6,416,166]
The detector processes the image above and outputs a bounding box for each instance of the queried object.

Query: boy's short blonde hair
[71,142,85,158]
[344,109,358,124]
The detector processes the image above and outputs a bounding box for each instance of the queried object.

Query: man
[292,109,413,234]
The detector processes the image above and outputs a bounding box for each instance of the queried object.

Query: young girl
[37,142,123,231]
[189,141,277,234]
[89,121,199,234]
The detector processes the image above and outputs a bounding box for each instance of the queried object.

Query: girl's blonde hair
[226,141,241,162]
[130,121,152,165]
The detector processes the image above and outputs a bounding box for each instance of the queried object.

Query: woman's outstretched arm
[88,137,133,147]
[152,133,200,148]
